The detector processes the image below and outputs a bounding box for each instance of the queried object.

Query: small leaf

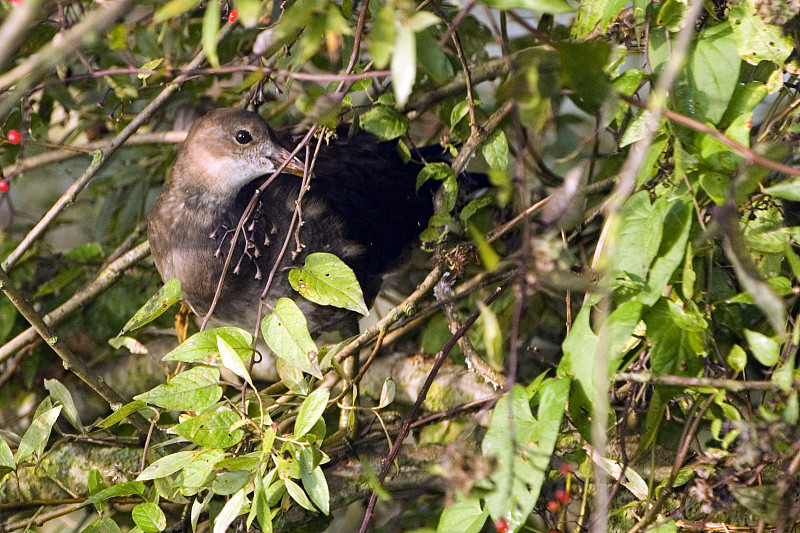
[299,449,330,515]
[118,279,181,336]
[0,437,15,479]
[202,1,221,68]
[295,388,330,439]
[416,162,455,190]
[765,177,800,202]
[213,488,247,533]
[97,400,148,429]
[261,299,323,379]
[164,327,253,364]
[172,406,244,449]
[15,405,62,464]
[134,366,222,411]
[359,105,408,141]
[391,24,416,108]
[289,253,368,315]
[154,0,199,22]
[137,451,201,481]
[481,129,509,171]
[744,329,780,366]
[132,502,166,533]
[285,478,317,512]
[44,379,82,432]
[83,481,146,506]
[437,493,487,533]
[377,378,396,409]
[218,335,254,388]
[727,344,747,372]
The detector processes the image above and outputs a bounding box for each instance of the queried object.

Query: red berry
[494,519,509,533]
[546,500,560,512]
[0,179,10,192]
[558,463,572,475]
[555,488,570,504]
[6,130,20,144]
[227,9,237,23]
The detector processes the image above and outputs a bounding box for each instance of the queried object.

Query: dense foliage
[1,0,800,532]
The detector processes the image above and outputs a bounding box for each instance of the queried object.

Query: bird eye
[235,130,253,144]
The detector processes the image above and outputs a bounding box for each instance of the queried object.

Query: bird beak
[272,146,307,177]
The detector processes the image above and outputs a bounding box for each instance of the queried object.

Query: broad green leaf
[82,481,146,506]
[44,378,82,432]
[719,82,767,129]
[289,253,368,315]
[391,23,416,107]
[213,488,247,533]
[118,278,181,336]
[437,493,487,533]
[558,40,612,110]
[299,447,330,514]
[237,0,260,27]
[481,129,509,171]
[483,379,569,528]
[163,327,253,364]
[137,450,201,481]
[765,177,800,202]
[134,366,222,411]
[359,105,408,141]
[640,196,692,306]
[285,478,316,512]
[0,437,13,479]
[729,0,793,67]
[15,405,62,464]
[295,388,329,439]
[179,449,224,488]
[644,299,702,375]
[202,1,220,68]
[132,502,166,533]
[744,329,780,366]
[82,518,122,533]
[261,298,323,379]
[572,0,628,38]
[172,406,244,449]
[417,162,455,190]
[218,335,254,388]
[477,0,573,14]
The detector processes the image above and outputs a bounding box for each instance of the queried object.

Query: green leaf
[289,253,368,315]
[483,380,569,527]
[118,278,181,336]
[163,327,253,364]
[202,1,221,68]
[82,481,146,507]
[218,335,254,388]
[237,0,261,27]
[261,298,323,379]
[44,378,82,432]
[15,405,62,464]
[640,196,693,306]
[97,400,148,429]
[644,299,702,375]
[180,449,224,488]
[744,329,780,366]
[173,406,244,449]
[295,388,330,439]
[82,518,122,533]
[359,105,408,141]
[285,478,317,512]
[154,0,198,22]
[391,23,416,107]
[572,0,628,38]
[0,437,15,479]
[437,493,488,533]
[477,0,573,14]
[137,450,202,481]
[765,177,800,202]
[299,447,330,514]
[132,503,166,533]
[416,162,455,190]
[729,0,793,67]
[481,129,509,171]
[134,366,222,411]
[727,344,747,372]
[213,488,247,533]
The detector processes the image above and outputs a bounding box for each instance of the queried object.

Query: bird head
[172,108,306,199]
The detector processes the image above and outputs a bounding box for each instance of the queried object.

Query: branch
[0,240,151,365]
[615,371,784,392]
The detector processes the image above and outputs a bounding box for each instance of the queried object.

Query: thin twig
[615,371,786,392]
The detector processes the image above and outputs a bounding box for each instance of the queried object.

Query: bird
[147,108,454,373]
